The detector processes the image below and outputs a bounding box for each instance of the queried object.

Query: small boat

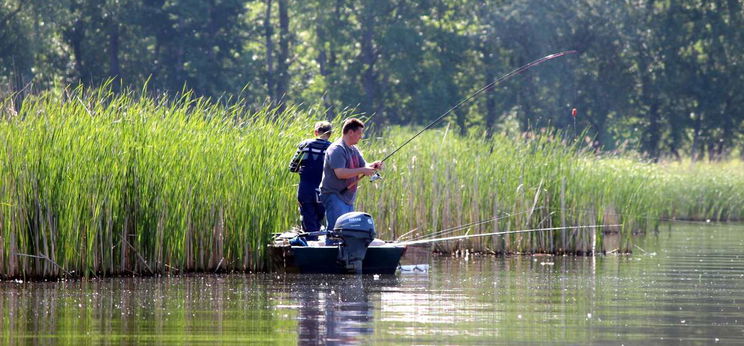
[269,242,407,274]
[269,212,406,274]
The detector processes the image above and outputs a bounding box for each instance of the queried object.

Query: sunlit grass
[0,86,308,278]
[1,86,741,279]
[656,160,744,221]
[357,130,657,255]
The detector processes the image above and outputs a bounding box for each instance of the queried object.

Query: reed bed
[655,160,744,221]
[1,87,308,279]
[357,130,655,255]
[1,86,742,279]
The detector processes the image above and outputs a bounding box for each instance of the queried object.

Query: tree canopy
[2,0,742,160]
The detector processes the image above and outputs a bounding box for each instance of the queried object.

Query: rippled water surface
[3,224,744,344]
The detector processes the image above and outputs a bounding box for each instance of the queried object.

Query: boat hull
[269,245,406,274]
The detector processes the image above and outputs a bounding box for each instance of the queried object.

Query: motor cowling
[332,212,376,273]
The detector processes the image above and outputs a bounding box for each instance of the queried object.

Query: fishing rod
[378,50,578,166]
[350,50,577,186]
[397,224,619,247]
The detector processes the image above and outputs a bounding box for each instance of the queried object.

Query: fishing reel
[370,172,382,182]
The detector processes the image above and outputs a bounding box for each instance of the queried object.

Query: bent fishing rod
[368,50,578,181]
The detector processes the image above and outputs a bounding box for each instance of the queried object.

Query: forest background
[1,0,742,160]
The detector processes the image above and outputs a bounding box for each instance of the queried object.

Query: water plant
[656,160,744,221]
[357,129,657,255]
[1,86,309,278]
[1,86,741,279]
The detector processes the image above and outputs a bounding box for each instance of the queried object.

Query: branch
[0,1,24,28]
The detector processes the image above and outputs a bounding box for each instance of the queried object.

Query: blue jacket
[289,138,331,195]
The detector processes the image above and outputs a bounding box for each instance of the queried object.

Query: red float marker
[571,108,577,118]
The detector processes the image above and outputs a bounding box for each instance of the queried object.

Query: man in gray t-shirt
[319,118,382,232]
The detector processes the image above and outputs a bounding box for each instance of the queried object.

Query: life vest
[289,138,331,187]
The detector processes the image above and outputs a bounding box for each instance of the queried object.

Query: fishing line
[396,204,673,245]
[401,214,508,242]
[398,224,620,246]
[404,210,527,241]
[378,50,578,165]
[530,205,706,225]
[405,210,552,243]
[349,51,578,187]
[502,204,731,228]
[402,208,545,242]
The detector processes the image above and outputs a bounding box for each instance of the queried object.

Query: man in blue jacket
[289,121,333,239]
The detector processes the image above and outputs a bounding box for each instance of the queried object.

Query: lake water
[2,223,743,344]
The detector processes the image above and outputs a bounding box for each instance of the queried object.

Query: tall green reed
[2,85,741,279]
[655,161,744,221]
[357,129,654,255]
[1,86,311,279]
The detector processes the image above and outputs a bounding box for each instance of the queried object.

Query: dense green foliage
[2,88,742,279]
[656,160,744,221]
[2,0,743,160]
[1,87,303,278]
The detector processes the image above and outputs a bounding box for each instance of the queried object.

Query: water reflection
[1,275,301,344]
[0,274,399,344]
[295,275,385,345]
[2,223,744,344]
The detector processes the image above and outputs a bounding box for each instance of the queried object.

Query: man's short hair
[342,118,365,134]
[315,121,332,135]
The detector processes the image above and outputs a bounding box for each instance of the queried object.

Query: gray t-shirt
[320,140,367,205]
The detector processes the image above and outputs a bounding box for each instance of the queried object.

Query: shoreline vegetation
[1,87,743,280]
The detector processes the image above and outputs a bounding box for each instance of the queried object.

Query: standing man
[289,121,333,239]
[319,118,382,234]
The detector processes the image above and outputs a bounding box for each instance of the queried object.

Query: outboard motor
[332,212,376,274]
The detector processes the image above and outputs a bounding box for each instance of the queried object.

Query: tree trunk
[264,0,274,102]
[69,18,86,82]
[480,41,498,138]
[10,59,27,113]
[485,85,497,137]
[331,0,341,70]
[275,0,290,112]
[707,136,717,162]
[690,113,702,162]
[0,1,24,45]
[316,24,335,119]
[644,103,661,161]
[517,79,538,133]
[108,19,121,90]
[715,136,726,160]
[359,2,379,120]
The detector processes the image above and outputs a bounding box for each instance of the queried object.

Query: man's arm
[334,166,376,179]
